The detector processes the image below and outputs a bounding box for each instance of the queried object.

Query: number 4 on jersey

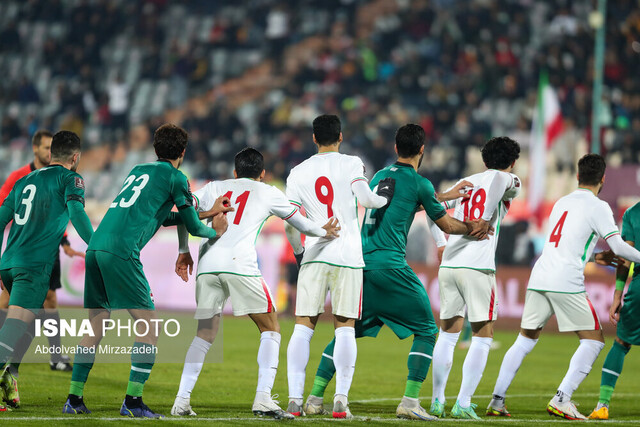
[549,211,568,247]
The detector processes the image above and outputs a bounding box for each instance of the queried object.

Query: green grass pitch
[5,316,640,425]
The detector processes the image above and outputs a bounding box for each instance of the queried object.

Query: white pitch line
[4,417,640,423]
[352,392,640,404]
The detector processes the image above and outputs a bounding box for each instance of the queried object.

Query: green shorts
[617,276,640,345]
[83,250,154,311]
[0,267,50,312]
[356,267,438,340]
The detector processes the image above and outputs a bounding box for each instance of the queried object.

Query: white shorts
[295,263,363,319]
[438,267,498,322]
[520,290,601,332]
[194,273,275,319]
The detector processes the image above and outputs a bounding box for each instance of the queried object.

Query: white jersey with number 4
[193,178,300,276]
[441,169,521,272]
[527,189,620,293]
[286,152,367,268]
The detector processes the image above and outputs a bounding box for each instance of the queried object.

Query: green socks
[310,339,336,398]
[405,334,435,398]
[126,342,156,397]
[599,340,630,405]
[0,318,28,366]
[69,346,96,397]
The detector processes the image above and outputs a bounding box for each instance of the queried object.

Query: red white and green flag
[529,71,562,214]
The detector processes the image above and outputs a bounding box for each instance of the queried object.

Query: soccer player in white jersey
[430,136,522,420]
[486,154,640,420]
[170,148,340,419]
[284,115,395,418]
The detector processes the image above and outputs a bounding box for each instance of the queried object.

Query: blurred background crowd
[1,0,639,266]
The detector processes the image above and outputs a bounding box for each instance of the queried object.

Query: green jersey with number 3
[88,160,193,258]
[361,162,446,270]
[0,165,85,271]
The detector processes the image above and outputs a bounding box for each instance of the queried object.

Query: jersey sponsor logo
[74,177,85,189]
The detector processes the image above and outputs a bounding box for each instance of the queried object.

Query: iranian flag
[529,71,562,216]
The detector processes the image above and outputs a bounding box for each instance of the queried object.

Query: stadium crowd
[0,0,639,200]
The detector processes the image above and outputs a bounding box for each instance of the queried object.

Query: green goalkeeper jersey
[362,162,446,270]
[89,160,193,259]
[1,165,85,271]
[622,202,640,280]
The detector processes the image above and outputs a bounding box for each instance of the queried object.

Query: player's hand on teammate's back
[212,212,229,237]
[322,217,341,239]
[62,243,85,258]
[437,180,474,202]
[594,250,622,267]
[200,196,235,219]
[376,178,396,205]
[175,252,194,282]
[467,219,494,240]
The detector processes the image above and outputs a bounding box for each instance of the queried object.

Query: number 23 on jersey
[110,174,150,208]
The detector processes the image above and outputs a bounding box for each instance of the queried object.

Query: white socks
[256,331,281,394]
[458,336,493,407]
[557,339,604,398]
[287,324,314,401]
[177,336,212,398]
[334,326,357,398]
[493,334,538,398]
[431,330,460,403]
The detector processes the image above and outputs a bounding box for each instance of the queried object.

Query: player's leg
[45,255,71,370]
[590,278,640,420]
[173,273,225,416]
[328,267,362,419]
[287,263,327,412]
[547,292,604,420]
[449,270,497,419]
[589,337,631,420]
[488,289,550,415]
[305,338,336,414]
[431,268,465,415]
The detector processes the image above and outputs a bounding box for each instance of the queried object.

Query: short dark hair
[154,124,188,160]
[312,115,341,146]
[235,147,264,179]
[32,130,53,147]
[481,136,521,170]
[395,124,425,157]
[578,153,606,186]
[51,130,81,161]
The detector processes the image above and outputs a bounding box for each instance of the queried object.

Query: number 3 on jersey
[549,211,568,247]
[315,176,334,218]
[223,190,250,225]
[110,174,150,208]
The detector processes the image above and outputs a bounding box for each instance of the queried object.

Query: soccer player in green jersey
[0,131,94,412]
[63,124,231,418]
[302,124,490,420]
[589,202,640,420]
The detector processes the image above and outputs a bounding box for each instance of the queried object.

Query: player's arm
[0,171,19,206]
[271,186,340,239]
[610,244,632,326]
[470,172,513,237]
[0,202,14,250]
[436,179,473,202]
[64,174,93,245]
[427,216,447,263]
[351,179,390,209]
[170,174,220,240]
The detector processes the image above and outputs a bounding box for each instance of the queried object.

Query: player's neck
[159,158,181,168]
[396,156,419,171]
[49,161,71,170]
[577,185,600,196]
[317,144,340,154]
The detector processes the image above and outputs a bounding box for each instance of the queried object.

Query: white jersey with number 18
[527,189,620,294]
[286,152,367,268]
[441,169,521,272]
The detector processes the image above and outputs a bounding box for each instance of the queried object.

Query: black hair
[578,153,606,186]
[312,114,341,146]
[235,147,264,179]
[50,130,81,161]
[154,123,188,160]
[481,136,521,170]
[395,124,425,157]
[32,129,53,147]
